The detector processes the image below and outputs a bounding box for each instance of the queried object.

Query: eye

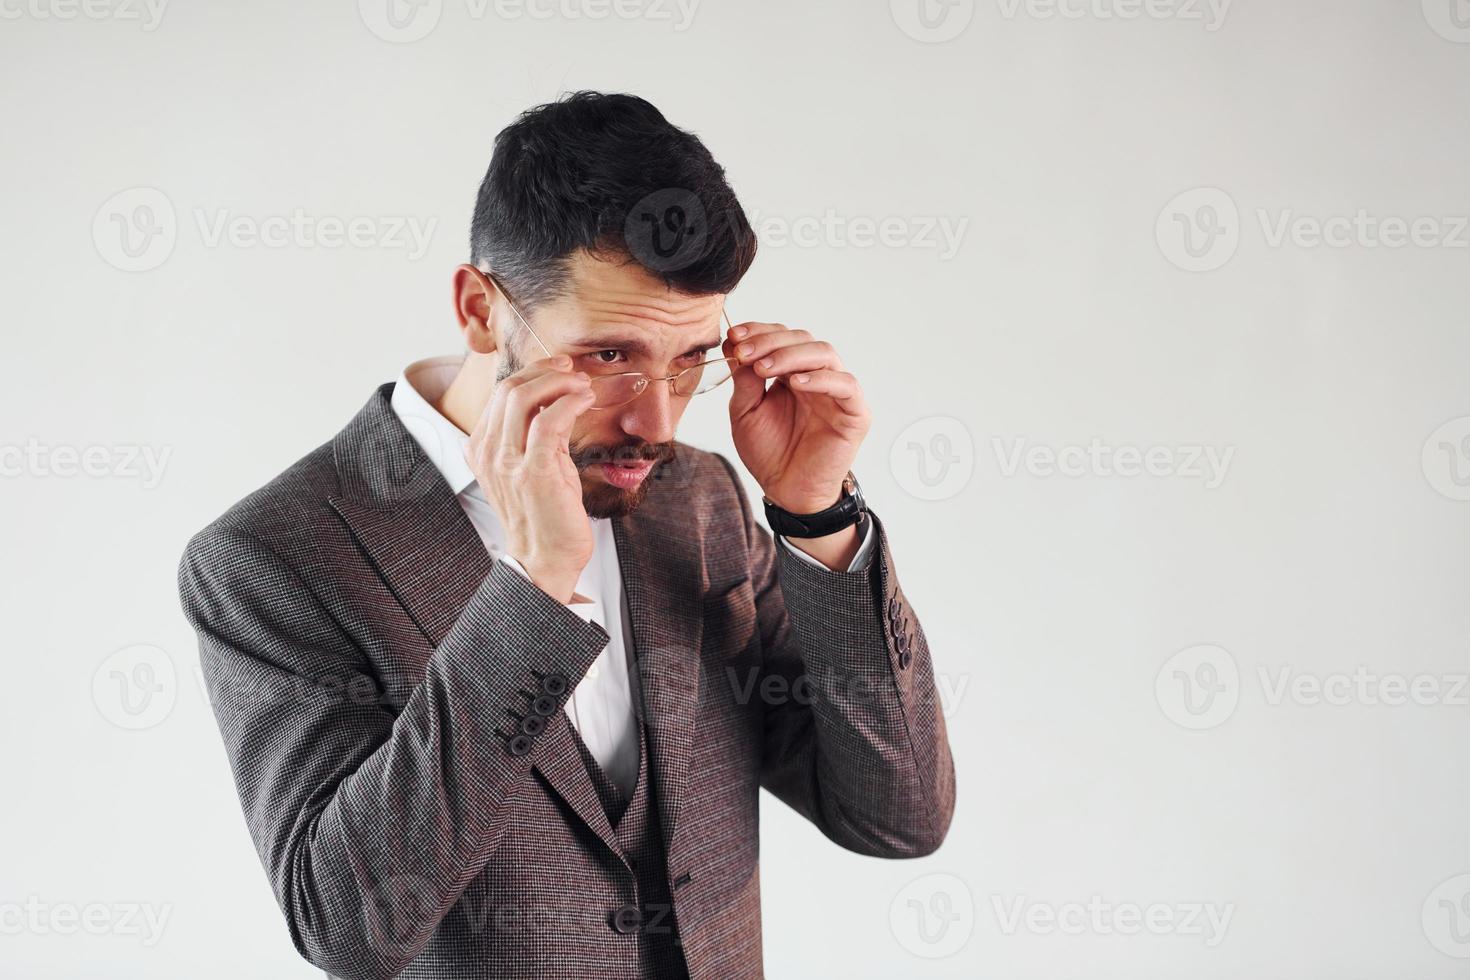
[589,350,626,365]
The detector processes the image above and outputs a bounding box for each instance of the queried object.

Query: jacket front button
[610,904,642,934]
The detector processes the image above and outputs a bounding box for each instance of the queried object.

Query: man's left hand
[724,321,871,514]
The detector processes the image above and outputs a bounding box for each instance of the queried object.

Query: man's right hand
[464,354,597,604]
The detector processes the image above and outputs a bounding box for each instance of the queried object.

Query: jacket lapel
[326,384,495,649]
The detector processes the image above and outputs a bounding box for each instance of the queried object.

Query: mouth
[598,459,656,489]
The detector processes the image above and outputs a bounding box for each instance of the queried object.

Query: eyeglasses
[489,273,738,411]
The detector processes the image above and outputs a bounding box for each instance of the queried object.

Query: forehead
[555,251,726,331]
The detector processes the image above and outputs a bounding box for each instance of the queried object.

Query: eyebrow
[563,334,723,359]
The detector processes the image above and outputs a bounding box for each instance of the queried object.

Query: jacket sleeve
[716,456,957,858]
[178,525,610,980]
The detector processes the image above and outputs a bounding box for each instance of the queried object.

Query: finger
[525,386,598,466]
[786,368,868,418]
[725,320,790,345]
[499,368,592,455]
[473,354,573,448]
[728,324,812,366]
[743,339,843,380]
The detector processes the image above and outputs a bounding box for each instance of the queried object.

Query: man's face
[497,251,727,519]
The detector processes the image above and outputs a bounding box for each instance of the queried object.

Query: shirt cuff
[499,554,599,620]
[777,515,876,573]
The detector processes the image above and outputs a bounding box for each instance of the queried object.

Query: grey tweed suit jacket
[177,383,956,980]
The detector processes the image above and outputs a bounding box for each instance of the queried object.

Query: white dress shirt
[390,355,875,800]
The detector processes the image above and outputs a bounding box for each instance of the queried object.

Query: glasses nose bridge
[628,366,693,402]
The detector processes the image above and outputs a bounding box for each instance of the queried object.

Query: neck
[434,351,500,434]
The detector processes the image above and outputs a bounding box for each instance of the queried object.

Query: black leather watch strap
[763,471,866,539]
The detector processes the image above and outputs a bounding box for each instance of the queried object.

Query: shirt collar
[389,354,479,498]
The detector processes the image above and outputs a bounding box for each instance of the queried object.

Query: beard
[571,437,678,518]
[499,338,676,519]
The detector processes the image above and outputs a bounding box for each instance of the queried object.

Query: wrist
[782,520,863,571]
[511,555,581,605]
[764,486,843,515]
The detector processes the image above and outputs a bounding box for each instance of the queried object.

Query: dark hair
[469,91,757,313]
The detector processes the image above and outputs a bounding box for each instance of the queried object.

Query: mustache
[569,440,677,470]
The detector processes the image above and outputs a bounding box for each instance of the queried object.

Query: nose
[617,378,678,445]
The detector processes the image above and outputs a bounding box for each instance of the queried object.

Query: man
[178,91,955,980]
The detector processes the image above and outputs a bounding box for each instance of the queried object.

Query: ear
[452,264,504,355]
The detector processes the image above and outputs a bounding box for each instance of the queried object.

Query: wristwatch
[762,470,867,539]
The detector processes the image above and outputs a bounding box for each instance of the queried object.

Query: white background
[3,0,1469,976]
